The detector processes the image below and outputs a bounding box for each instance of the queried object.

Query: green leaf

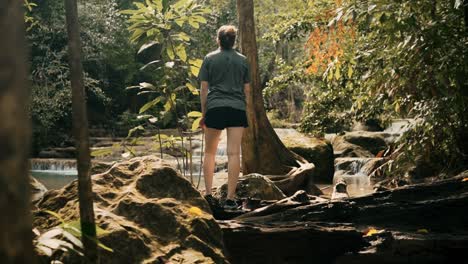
[173,32,190,41]
[189,59,203,68]
[140,60,161,71]
[187,111,202,117]
[126,85,141,90]
[138,91,157,96]
[119,9,137,15]
[166,44,175,60]
[188,18,199,29]
[43,210,65,224]
[190,15,207,24]
[128,125,145,137]
[138,41,159,54]
[347,67,353,78]
[198,8,212,13]
[164,100,172,111]
[172,0,191,10]
[97,240,114,253]
[190,66,200,77]
[394,100,400,113]
[174,18,185,27]
[188,59,203,76]
[130,29,145,43]
[334,65,341,80]
[62,220,113,252]
[185,83,199,95]
[192,117,202,131]
[175,44,187,61]
[36,245,53,257]
[152,0,163,12]
[139,97,161,114]
[62,230,83,248]
[139,82,155,89]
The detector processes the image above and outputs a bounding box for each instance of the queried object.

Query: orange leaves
[305,19,356,75]
[363,227,384,237]
[188,206,203,216]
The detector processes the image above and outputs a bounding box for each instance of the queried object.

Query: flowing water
[333,158,376,197]
[31,120,411,192]
[30,159,78,190]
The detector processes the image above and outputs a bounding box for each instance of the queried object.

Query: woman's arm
[200,81,209,117]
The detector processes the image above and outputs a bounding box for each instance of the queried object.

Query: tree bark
[464,0,468,36]
[237,0,304,175]
[0,1,35,262]
[64,0,99,262]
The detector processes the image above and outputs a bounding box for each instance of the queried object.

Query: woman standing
[198,25,250,210]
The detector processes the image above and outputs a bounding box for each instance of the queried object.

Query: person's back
[199,48,249,112]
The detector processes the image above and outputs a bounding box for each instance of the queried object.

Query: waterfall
[334,158,376,197]
[30,159,77,172]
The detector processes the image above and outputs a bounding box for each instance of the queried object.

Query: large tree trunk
[237,0,304,175]
[0,1,35,262]
[64,0,99,262]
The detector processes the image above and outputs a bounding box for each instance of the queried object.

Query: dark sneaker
[223,199,238,210]
[204,194,219,208]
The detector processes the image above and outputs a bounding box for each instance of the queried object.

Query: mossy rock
[342,131,387,155]
[33,156,227,263]
[215,174,286,201]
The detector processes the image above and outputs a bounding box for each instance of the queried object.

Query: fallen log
[236,174,468,232]
[219,220,367,264]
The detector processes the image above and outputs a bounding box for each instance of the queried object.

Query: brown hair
[217,25,237,50]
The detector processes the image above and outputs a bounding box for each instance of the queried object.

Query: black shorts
[205,107,248,130]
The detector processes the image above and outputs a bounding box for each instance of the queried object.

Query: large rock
[282,134,334,183]
[332,131,388,158]
[30,176,47,203]
[90,160,115,175]
[33,156,227,263]
[215,174,286,201]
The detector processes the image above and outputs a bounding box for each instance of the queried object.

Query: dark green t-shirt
[198,48,250,111]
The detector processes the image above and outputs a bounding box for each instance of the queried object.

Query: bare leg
[203,127,222,195]
[226,127,244,200]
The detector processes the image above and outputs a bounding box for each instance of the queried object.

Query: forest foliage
[26,0,467,174]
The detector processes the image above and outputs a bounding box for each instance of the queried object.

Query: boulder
[30,176,47,203]
[332,131,388,158]
[90,160,115,175]
[351,119,384,132]
[282,135,334,183]
[33,156,227,264]
[215,174,286,201]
